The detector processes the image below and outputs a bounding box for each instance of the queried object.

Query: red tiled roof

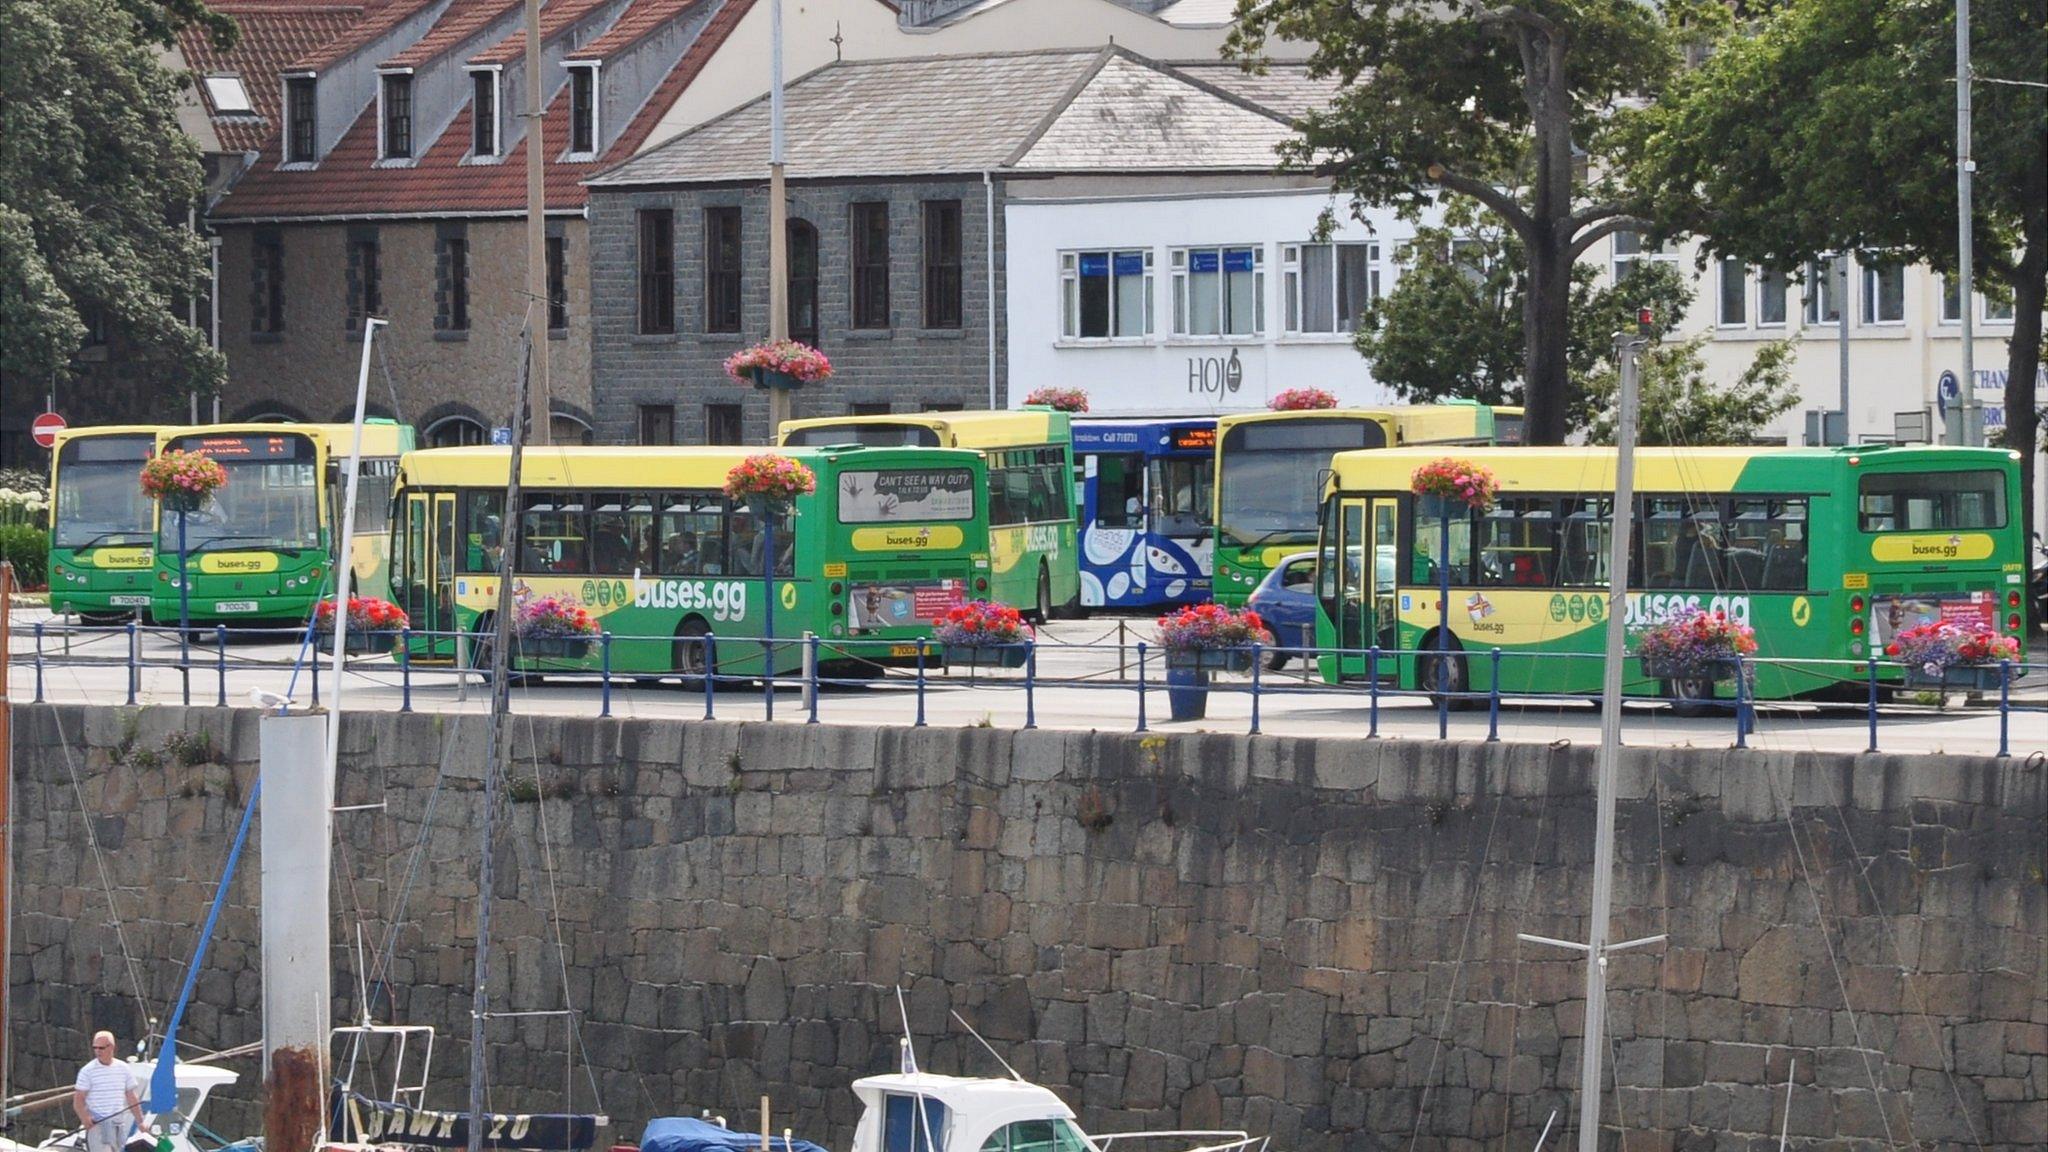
[567,0,695,61]
[467,0,618,65]
[210,0,751,219]
[381,0,522,68]
[292,0,444,72]
[179,3,367,154]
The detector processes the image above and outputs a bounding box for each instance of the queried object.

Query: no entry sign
[30,412,66,448]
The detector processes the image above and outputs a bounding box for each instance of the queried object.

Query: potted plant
[1155,602,1274,720]
[1409,458,1499,703]
[314,595,410,655]
[140,450,228,514]
[1632,608,1758,710]
[513,594,598,660]
[722,340,832,390]
[1021,387,1090,413]
[1886,622,2021,691]
[934,600,1031,668]
[724,453,817,511]
[1269,387,1339,411]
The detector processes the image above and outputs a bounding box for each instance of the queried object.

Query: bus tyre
[1420,643,1471,710]
[1265,647,1290,672]
[673,618,713,690]
[1033,565,1053,624]
[1667,677,1718,718]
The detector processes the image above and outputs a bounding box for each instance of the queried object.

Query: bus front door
[400,492,459,660]
[1366,499,1399,660]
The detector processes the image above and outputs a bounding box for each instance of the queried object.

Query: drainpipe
[985,170,997,409]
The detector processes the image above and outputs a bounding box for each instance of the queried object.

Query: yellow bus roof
[398,444,983,489]
[50,425,163,450]
[778,410,1068,450]
[1325,445,2019,494]
[1216,406,1491,444]
[157,422,412,457]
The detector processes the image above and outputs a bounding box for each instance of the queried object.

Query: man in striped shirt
[72,1032,143,1152]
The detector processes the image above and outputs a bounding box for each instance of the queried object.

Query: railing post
[33,620,45,704]
[1023,640,1037,730]
[599,631,613,719]
[914,638,928,728]
[1117,618,1127,682]
[310,634,320,707]
[216,625,229,707]
[1996,659,2011,758]
[1733,656,1750,750]
[1249,643,1262,736]
[398,627,413,713]
[1866,654,1880,754]
[1135,641,1148,733]
[126,620,139,706]
[1487,647,1501,742]
[1367,646,1380,739]
[703,632,717,720]
[806,634,821,725]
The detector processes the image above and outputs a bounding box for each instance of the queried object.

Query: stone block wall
[6,705,2043,1151]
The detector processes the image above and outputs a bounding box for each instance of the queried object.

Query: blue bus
[1072,418,1217,610]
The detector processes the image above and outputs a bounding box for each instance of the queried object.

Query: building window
[1803,256,1845,325]
[637,209,674,335]
[1982,290,2014,323]
[1611,232,1679,280]
[426,416,486,447]
[1283,242,1377,334]
[789,219,818,345]
[382,74,412,160]
[347,234,381,328]
[252,233,285,333]
[471,71,497,157]
[851,201,890,329]
[705,403,743,445]
[286,77,316,163]
[204,76,253,114]
[546,235,568,332]
[1940,276,1963,324]
[1061,250,1151,339]
[1172,246,1262,337]
[1717,257,1747,327]
[1861,262,1904,324]
[567,65,595,156]
[922,200,962,329]
[1758,268,1788,327]
[438,235,469,331]
[639,404,675,445]
[704,206,741,333]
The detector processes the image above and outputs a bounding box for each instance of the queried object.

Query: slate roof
[1170,61,1339,122]
[178,2,370,154]
[591,47,1302,188]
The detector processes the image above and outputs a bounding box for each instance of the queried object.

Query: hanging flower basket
[140,450,228,513]
[1022,387,1090,413]
[1269,387,1339,411]
[1410,458,1499,514]
[723,340,832,390]
[314,595,409,654]
[1156,603,1272,673]
[1887,623,2020,690]
[514,594,597,660]
[724,454,817,506]
[1632,608,1758,682]
[935,600,1032,667]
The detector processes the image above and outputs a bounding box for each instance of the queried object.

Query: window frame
[638,404,675,446]
[1282,240,1379,336]
[470,69,498,158]
[442,235,469,331]
[851,201,891,329]
[380,73,413,161]
[637,209,675,335]
[1716,257,1748,328]
[546,234,568,332]
[1611,232,1680,281]
[285,76,316,164]
[704,206,742,334]
[1861,261,1905,325]
[1171,244,1264,338]
[204,75,254,115]
[922,199,962,330]
[705,403,743,446]
[348,235,382,325]
[1059,248,1153,341]
[1756,268,1789,328]
[1803,256,1846,326]
[788,218,819,345]
[566,64,598,158]
[253,233,285,334]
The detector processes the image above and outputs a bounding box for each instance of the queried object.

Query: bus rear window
[838,468,976,523]
[1858,471,2005,532]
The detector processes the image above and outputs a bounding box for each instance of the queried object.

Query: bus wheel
[672,618,713,689]
[1667,676,1719,717]
[1033,565,1053,623]
[1265,647,1290,671]
[1419,642,1471,710]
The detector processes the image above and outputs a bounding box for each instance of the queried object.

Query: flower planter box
[1165,647,1254,673]
[1902,664,2008,691]
[516,636,592,661]
[319,630,398,656]
[943,643,1029,669]
[746,367,802,390]
[1165,665,1210,720]
[1640,657,1743,683]
[162,491,209,514]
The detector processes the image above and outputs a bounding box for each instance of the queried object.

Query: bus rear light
[1849,617,1864,636]
[974,577,988,592]
[2009,614,2023,632]
[829,602,843,616]
[1850,595,1865,614]
[830,581,844,596]
[2009,591,2023,608]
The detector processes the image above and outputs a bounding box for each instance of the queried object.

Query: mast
[1,561,12,1121]
[468,327,536,1152]
[524,0,550,445]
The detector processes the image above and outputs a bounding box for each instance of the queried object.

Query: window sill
[630,332,679,345]
[249,332,283,345]
[1163,334,1265,346]
[1273,333,1356,345]
[843,329,894,341]
[1930,321,2017,334]
[278,161,317,172]
[374,157,418,170]
[696,331,742,344]
[434,330,470,343]
[1796,325,1910,340]
[549,327,568,341]
[915,328,966,341]
[1053,337,1152,349]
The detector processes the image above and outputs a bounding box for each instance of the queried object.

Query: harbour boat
[1,1065,243,1152]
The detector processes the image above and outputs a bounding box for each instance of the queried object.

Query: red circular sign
[31,412,66,448]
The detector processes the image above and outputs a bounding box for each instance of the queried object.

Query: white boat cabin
[848,1074,1090,1152]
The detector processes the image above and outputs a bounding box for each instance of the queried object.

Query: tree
[1580,336,1800,447]
[1229,1,1680,444]
[1627,0,2045,538]
[0,0,232,422]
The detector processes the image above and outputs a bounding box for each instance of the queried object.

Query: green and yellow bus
[1312,445,2028,703]
[149,421,415,626]
[387,444,989,677]
[48,425,161,621]
[1212,405,1505,605]
[779,410,1080,618]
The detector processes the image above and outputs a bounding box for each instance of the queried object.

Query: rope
[517,711,606,1112]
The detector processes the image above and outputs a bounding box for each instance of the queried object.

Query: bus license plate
[889,645,921,657]
[110,595,150,607]
[215,600,259,613]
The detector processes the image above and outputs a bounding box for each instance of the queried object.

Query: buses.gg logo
[633,578,747,621]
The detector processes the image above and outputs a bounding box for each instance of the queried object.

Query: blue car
[1246,550,1319,669]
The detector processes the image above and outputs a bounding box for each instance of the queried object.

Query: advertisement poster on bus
[848,579,967,632]
[1869,591,1996,648]
[838,469,976,523]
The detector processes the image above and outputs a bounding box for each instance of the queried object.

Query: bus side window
[1557,500,1610,587]
[460,490,504,573]
[1097,453,1143,529]
[1479,498,1556,587]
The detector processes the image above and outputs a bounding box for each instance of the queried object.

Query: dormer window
[285,77,316,163]
[567,65,596,157]
[382,74,413,160]
[471,70,497,158]
[203,75,253,115]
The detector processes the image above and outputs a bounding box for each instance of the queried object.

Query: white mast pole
[324,317,382,760]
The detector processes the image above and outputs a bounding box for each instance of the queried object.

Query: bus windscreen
[55,438,154,548]
[838,468,977,523]
[169,433,320,550]
[1219,419,1386,544]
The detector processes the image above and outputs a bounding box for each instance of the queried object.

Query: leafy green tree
[0,0,232,427]
[1627,0,2045,534]
[1229,1,1683,444]
[1580,336,1800,447]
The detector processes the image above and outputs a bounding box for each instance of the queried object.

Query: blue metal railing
[11,618,2045,756]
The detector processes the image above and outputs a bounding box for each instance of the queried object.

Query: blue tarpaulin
[640,1118,830,1152]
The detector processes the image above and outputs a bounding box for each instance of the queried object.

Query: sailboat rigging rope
[361,712,472,1021]
[1403,786,1508,1152]
[49,708,155,1030]
[518,710,606,1112]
